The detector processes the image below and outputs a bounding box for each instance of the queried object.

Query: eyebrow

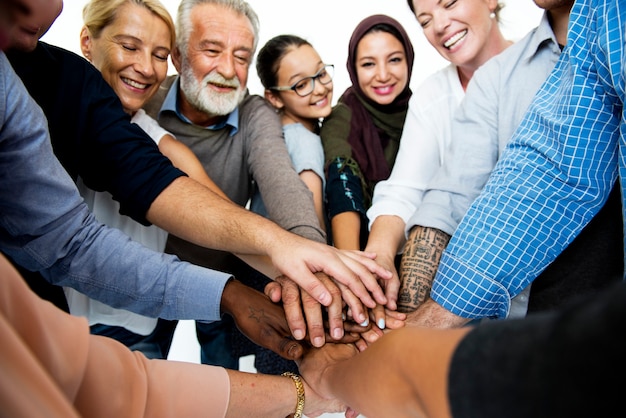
[417,0,443,19]
[112,33,140,41]
[286,61,324,84]
[112,34,171,53]
[197,39,253,55]
[197,39,222,49]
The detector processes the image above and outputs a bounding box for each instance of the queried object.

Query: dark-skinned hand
[220,278,303,360]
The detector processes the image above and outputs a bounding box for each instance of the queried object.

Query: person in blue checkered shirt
[298,7,625,416]
[403,0,626,329]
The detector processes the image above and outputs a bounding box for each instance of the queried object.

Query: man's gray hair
[176,0,260,57]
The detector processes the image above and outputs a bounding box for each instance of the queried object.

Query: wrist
[321,360,344,398]
[282,372,305,418]
[219,277,239,317]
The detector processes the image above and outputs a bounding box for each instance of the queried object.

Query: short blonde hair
[83,0,176,49]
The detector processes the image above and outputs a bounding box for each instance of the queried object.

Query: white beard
[179,62,246,116]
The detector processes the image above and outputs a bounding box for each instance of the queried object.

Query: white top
[366,64,464,229]
[408,13,561,237]
[64,109,170,335]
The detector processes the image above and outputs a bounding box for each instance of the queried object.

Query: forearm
[158,134,231,201]
[235,254,279,278]
[299,170,326,233]
[88,333,310,418]
[1,254,229,418]
[325,157,366,250]
[365,215,406,310]
[331,211,362,250]
[324,327,468,418]
[49,235,230,321]
[0,64,229,321]
[432,61,619,318]
[147,176,291,256]
[225,371,306,418]
[2,189,230,321]
[366,215,406,261]
[251,114,326,244]
[398,226,450,312]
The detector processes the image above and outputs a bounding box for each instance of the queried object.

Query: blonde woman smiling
[67,0,227,359]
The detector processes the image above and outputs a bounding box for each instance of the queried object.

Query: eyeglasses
[269,64,334,97]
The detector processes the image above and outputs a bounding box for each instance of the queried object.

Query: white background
[43,0,543,102]
[42,2,543,416]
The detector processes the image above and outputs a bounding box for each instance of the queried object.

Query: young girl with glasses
[255,35,334,232]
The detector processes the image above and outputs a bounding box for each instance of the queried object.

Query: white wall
[42,0,543,102]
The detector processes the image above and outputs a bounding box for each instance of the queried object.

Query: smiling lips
[122,77,149,91]
[208,81,238,91]
[444,29,468,49]
[373,85,394,95]
[19,23,40,36]
[312,96,329,107]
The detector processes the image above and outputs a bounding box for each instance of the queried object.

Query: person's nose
[312,77,328,95]
[216,53,236,80]
[134,52,155,78]
[433,11,451,35]
[375,63,390,82]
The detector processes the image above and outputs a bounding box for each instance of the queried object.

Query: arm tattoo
[397,227,450,313]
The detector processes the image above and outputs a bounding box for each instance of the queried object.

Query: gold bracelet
[282,372,305,418]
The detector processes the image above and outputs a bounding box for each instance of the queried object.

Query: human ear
[171,46,183,73]
[264,89,284,111]
[79,26,93,61]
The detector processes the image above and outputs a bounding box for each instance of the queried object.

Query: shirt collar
[522,11,562,63]
[160,76,239,136]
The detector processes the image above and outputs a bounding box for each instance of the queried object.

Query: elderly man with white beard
[143,0,338,374]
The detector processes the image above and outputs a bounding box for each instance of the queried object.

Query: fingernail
[288,344,299,357]
[377,318,385,329]
[293,329,305,340]
[360,318,369,327]
[341,312,346,321]
[319,291,330,305]
[313,336,324,347]
[332,327,343,340]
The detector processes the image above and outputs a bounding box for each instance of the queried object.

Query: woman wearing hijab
[321,14,415,251]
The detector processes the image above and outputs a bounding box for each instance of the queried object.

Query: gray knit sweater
[144,76,325,272]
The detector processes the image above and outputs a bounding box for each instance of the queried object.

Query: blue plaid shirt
[433,0,625,319]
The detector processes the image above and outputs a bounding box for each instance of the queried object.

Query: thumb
[278,337,304,360]
[264,281,282,303]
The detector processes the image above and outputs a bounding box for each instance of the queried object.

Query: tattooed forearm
[397,226,451,313]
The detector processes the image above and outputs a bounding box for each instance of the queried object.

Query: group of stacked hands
[0,0,625,417]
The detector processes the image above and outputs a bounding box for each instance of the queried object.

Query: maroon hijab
[340,14,414,182]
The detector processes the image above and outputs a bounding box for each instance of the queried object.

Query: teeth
[376,86,393,94]
[444,30,467,48]
[211,82,237,89]
[313,96,329,106]
[123,77,148,89]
